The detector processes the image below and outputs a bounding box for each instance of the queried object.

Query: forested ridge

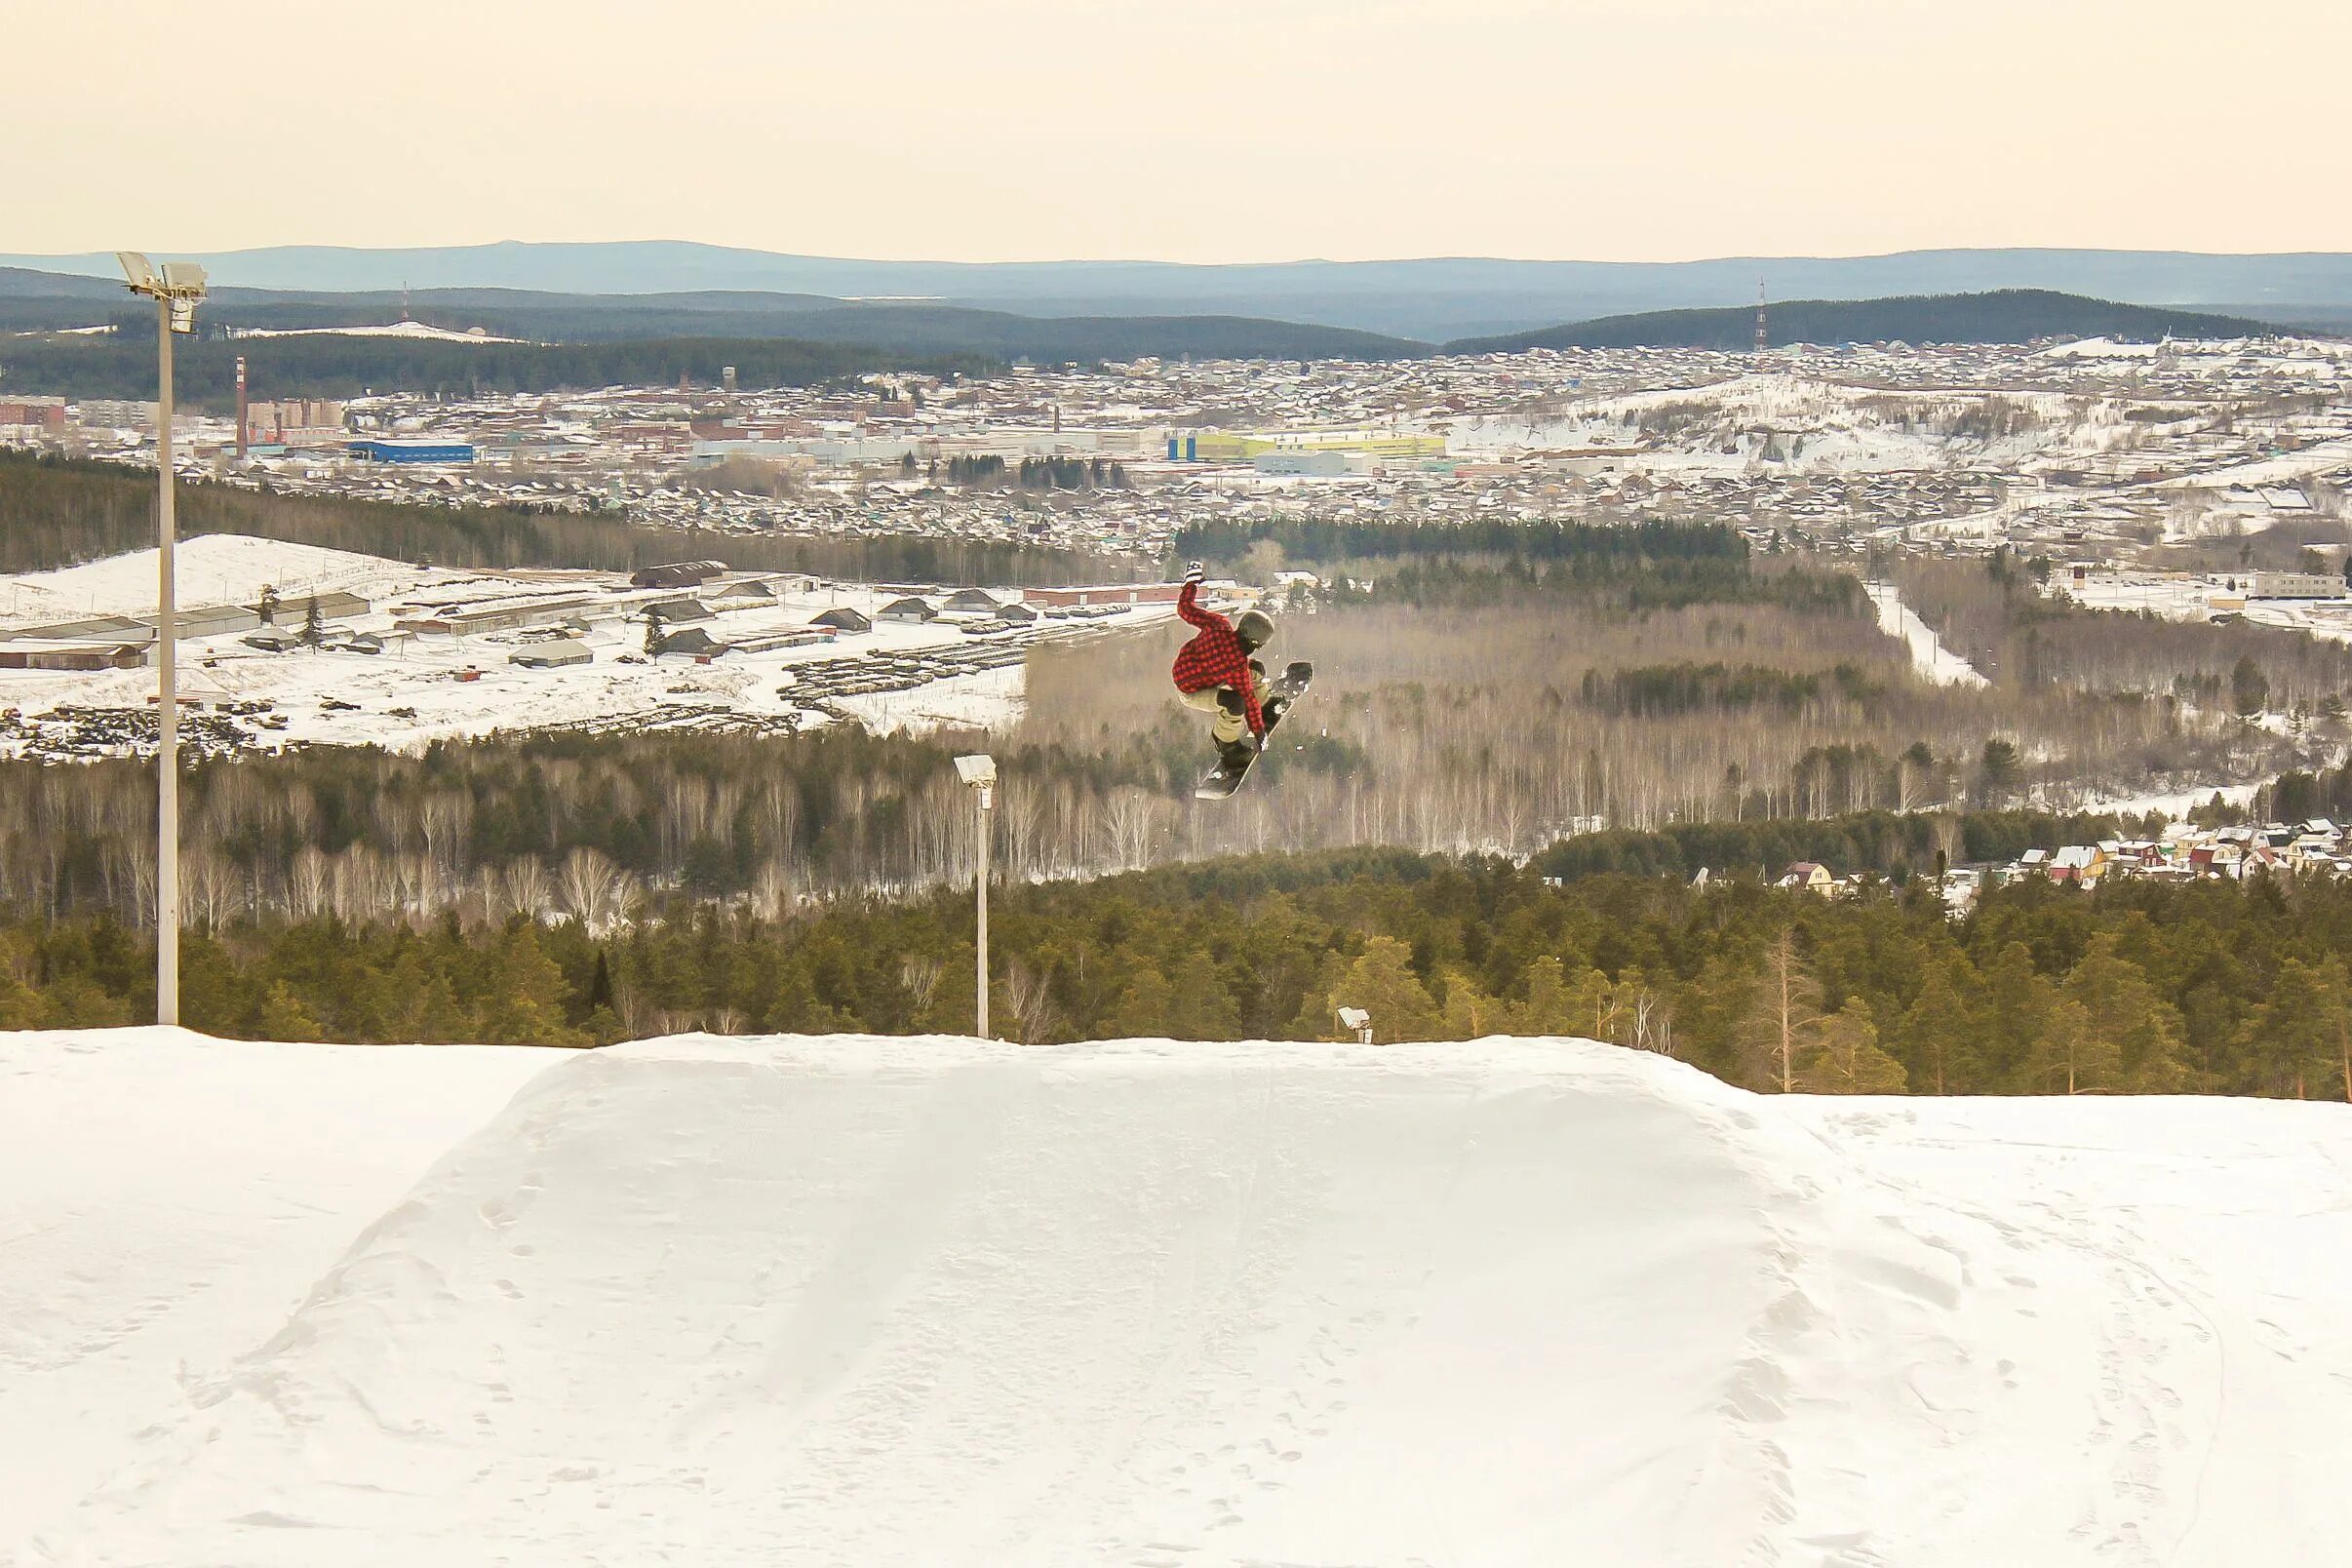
[0,450,1125,584]
[6,837,2347,1104]
[1447,290,2273,355]
[0,333,995,410]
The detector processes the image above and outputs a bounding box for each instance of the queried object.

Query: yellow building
[1188,429,1446,462]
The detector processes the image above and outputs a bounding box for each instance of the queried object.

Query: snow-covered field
[6,1028,2349,1566]
[0,536,1172,751]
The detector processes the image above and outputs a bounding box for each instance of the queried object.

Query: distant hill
[9,243,2352,339]
[4,272,2307,406]
[1445,290,2279,354]
[0,267,1421,368]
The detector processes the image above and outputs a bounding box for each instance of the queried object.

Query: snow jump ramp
[22,1032,2352,1566]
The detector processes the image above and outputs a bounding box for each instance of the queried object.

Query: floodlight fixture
[954,753,997,788]
[120,253,208,333]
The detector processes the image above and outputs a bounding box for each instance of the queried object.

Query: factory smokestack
[235,356,249,460]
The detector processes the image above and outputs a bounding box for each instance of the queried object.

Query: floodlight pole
[121,253,203,1028]
[974,780,991,1039]
[153,292,180,1027]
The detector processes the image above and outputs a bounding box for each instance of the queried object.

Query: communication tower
[1755,282,1769,355]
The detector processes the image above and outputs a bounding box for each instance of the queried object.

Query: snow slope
[1865,581,1989,686]
[0,1029,554,1563]
[231,321,524,345]
[8,1030,2351,1567]
[0,534,436,625]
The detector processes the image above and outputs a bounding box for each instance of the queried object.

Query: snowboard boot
[1217,736,1258,775]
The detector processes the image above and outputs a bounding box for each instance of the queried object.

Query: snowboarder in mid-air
[1171,561,1313,798]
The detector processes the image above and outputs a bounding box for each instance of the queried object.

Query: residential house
[1777,862,1835,894]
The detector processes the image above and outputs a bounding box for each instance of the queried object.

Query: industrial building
[1182,430,1447,463]
[809,607,872,634]
[0,643,148,672]
[511,640,595,669]
[347,439,476,464]
[245,398,345,448]
[0,397,66,429]
[631,561,728,590]
[1022,583,1186,608]
[2250,572,2343,600]
[394,595,598,637]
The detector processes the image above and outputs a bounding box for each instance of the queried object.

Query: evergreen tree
[258,979,324,1039]
[0,962,47,1029]
[1438,964,1503,1039]
[1327,936,1439,1044]
[1509,955,1611,1037]
[479,921,585,1046]
[2019,995,2117,1095]
[2232,957,2347,1100]
[2065,933,2190,1091]
[1106,962,1177,1039]
[1796,998,1907,1093]
[1166,951,1241,1039]
[300,594,325,648]
[1979,738,2022,802]
[2232,655,2270,718]
[1895,960,1983,1095]
[1979,942,2053,1087]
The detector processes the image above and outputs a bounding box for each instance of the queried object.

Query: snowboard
[1194,662,1313,800]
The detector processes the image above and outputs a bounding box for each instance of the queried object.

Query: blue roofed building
[347,438,476,464]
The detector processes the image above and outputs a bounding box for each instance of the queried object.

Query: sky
[13,0,2350,264]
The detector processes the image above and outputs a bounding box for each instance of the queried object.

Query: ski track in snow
[1865,582,1988,689]
[4,1029,2349,1566]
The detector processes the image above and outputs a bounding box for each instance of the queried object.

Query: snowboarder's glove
[1184,561,1205,585]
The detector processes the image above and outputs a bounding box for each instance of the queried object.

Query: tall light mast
[116,253,208,1027]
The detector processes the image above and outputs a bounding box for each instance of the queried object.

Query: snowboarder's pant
[1180,657,1269,746]
[1178,684,1251,745]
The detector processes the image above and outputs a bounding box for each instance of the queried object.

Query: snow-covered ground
[6,1028,2349,1566]
[1865,581,1989,686]
[0,536,1172,751]
[0,535,420,625]
[1448,372,2073,475]
[229,320,525,345]
[0,1029,551,1562]
[2065,781,2264,820]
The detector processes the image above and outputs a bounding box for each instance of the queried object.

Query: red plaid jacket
[1170,580,1265,735]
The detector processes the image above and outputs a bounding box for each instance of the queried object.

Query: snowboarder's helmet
[1235,608,1274,650]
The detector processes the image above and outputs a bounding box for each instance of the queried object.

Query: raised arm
[1176,563,1225,631]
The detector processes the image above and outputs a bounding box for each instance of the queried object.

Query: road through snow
[6,1030,2350,1566]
